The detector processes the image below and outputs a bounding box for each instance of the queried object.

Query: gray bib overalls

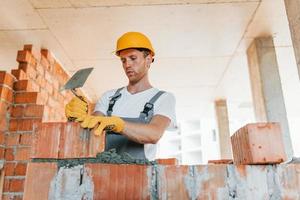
[105,87,165,159]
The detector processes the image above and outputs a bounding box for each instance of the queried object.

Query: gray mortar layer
[148,165,159,200]
[266,165,282,199]
[48,165,94,200]
[184,166,209,200]
[32,149,157,169]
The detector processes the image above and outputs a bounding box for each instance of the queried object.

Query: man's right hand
[65,96,88,122]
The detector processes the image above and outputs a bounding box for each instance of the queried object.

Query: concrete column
[284,0,300,79]
[247,37,293,159]
[214,99,232,159]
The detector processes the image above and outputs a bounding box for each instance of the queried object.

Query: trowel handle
[71,88,87,103]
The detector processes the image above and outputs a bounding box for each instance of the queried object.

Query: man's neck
[127,80,152,94]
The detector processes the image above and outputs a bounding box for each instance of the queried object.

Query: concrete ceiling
[0,0,293,121]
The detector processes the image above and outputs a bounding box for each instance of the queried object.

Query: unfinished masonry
[0,45,299,199]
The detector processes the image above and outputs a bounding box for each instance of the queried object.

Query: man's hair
[136,48,154,63]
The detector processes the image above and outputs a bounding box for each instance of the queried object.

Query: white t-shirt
[94,87,176,160]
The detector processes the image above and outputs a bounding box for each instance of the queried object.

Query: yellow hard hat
[115,32,155,56]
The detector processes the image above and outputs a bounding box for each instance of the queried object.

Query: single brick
[16,50,37,66]
[24,105,44,118]
[11,69,27,80]
[0,131,5,145]
[0,86,13,103]
[0,146,5,159]
[156,158,178,165]
[14,92,39,104]
[0,101,10,116]
[15,162,27,176]
[15,147,31,161]
[23,44,40,60]
[9,178,25,192]
[0,71,15,88]
[14,80,40,92]
[231,123,287,164]
[6,134,20,146]
[19,133,32,145]
[4,148,15,161]
[11,105,24,118]
[4,162,15,176]
[19,63,37,79]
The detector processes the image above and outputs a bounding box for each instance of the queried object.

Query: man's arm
[122,115,170,144]
[92,111,170,144]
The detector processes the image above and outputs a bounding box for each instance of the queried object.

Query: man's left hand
[80,115,125,135]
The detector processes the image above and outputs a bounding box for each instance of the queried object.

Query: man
[65,32,176,160]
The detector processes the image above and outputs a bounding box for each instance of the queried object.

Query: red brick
[47,97,58,108]
[0,146,5,159]
[20,119,42,131]
[45,81,53,95]
[9,119,18,132]
[0,86,13,103]
[4,163,15,176]
[16,50,37,66]
[9,118,41,132]
[0,131,5,145]
[24,105,44,118]
[3,179,10,192]
[14,80,39,92]
[11,69,27,80]
[15,147,31,161]
[5,148,15,161]
[9,178,24,192]
[6,134,20,146]
[44,71,52,84]
[15,163,27,176]
[231,123,287,164]
[59,123,105,158]
[41,49,55,65]
[0,71,15,88]
[19,133,32,145]
[85,164,150,199]
[14,92,39,104]
[19,63,37,79]
[52,79,60,91]
[0,115,8,132]
[36,64,45,76]
[40,55,50,70]
[35,74,46,88]
[0,101,10,116]
[31,123,61,159]
[156,158,178,165]
[23,163,57,200]
[23,44,40,60]
[208,159,233,164]
[11,105,24,118]
[157,165,189,199]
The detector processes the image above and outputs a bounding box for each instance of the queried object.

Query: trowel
[60,67,93,102]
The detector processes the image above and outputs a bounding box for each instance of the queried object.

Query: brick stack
[1,44,79,200]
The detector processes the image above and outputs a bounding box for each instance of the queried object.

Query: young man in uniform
[65,32,176,161]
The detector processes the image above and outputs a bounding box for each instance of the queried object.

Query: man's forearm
[121,115,170,144]
[92,111,170,144]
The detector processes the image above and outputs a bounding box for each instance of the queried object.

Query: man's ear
[146,55,153,65]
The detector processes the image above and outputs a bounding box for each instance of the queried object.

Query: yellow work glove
[80,115,125,136]
[65,96,88,122]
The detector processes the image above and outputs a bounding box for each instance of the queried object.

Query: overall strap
[139,90,166,123]
[107,87,124,116]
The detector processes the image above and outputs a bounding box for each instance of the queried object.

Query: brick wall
[0,44,80,200]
